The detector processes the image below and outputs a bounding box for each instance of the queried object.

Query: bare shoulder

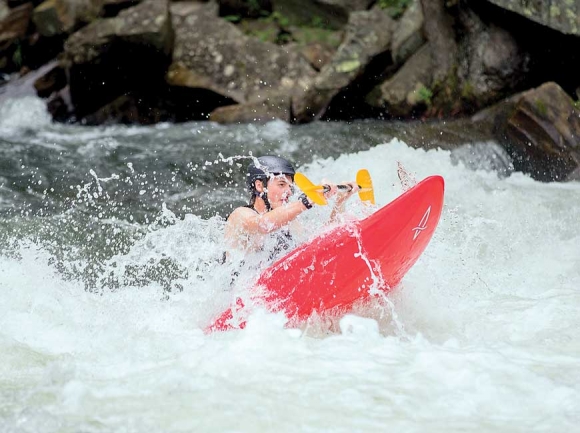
[226,206,257,225]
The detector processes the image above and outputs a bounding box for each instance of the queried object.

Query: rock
[292,7,395,122]
[457,6,529,107]
[484,0,580,36]
[33,0,74,36]
[293,41,335,71]
[366,43,432,117]
[65,0,172,64]
[0,2,32,42]
[472,82,580,182]
[63,0,173,117]
[271,0,366,30]
[167,3,314,104]
[209,91,290,123]
[33,62,65,96]
[33,0,105,37]
[1,1,9,21]
[0,2,33,72]
[287,26,343,71]
[420,0,457,84]
[239,18,280,43]
[391,0,425,65]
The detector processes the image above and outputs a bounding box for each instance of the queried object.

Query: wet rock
[167,2,314,104]
[292,7,395,122]
[366,43,432,117]
[33,61,65,96]
[484,0,580,36]
[293,41,335,71]
[63,0,173,118]
[472,81,580,182]
[450,141,514,178]
[391,0,425,65]
[209,91,290,123]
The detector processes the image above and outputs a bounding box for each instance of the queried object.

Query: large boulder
[0,2,33,72]
[166,2,314,104]
[391,0,425,65]
[32,0,103,37]
[292,7,395,122]
[1,1,9,21]
[472,82,580,182]
[457,6,529,108]
[63,0,173,118]
[483,0,580,36]
[366,43,433,117]
[209,91,291,123]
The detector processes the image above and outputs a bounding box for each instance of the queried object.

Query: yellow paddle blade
[356,169,375,204]
[294,172,328,205]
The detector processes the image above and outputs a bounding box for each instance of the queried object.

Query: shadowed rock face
[292,7,395,122]
[63,0,173,118]
[167,3,315,104]
[483,0,580,35]
[0,2,33,73]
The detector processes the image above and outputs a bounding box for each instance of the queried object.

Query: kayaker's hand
[334,181,358,207]
[321,178,338,199]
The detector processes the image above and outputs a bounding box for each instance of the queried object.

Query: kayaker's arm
[229,200,311,236]
[327,181,359,222]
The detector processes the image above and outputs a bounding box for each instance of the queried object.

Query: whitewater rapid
[1,98,579,432]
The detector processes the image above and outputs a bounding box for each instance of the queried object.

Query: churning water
[1,96,579,432]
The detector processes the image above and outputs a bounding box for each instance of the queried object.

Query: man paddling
[224,155,358,259]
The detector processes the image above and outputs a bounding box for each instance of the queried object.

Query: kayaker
[224,155,358,258]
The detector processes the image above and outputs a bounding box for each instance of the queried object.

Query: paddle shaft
[323,184,359,192]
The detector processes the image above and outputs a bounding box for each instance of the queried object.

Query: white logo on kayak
[413,206,431,241]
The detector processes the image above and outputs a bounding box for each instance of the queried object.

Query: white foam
[1,137,579,431]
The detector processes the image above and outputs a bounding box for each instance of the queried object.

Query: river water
[1,95,579,432]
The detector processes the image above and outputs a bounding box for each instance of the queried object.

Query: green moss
[224,14,242,23]
[535,99,548,116]
[12,42,22,68]
[417,85,433,105]
[461,81,475,99]
[377,0,411,19]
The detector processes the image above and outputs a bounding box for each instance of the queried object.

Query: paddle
[294,169,375,205]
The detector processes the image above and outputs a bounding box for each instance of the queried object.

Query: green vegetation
[223,15,242,23]
[535,99,548,116]
[417,85,433,106]
[12,42,22,68]
[377,0,412,19]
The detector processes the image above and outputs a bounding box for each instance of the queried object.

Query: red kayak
[207,175,445,332]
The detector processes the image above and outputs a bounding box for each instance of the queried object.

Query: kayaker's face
[266,174,294,208]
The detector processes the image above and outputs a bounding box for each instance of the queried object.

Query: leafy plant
[417,85,433,105]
